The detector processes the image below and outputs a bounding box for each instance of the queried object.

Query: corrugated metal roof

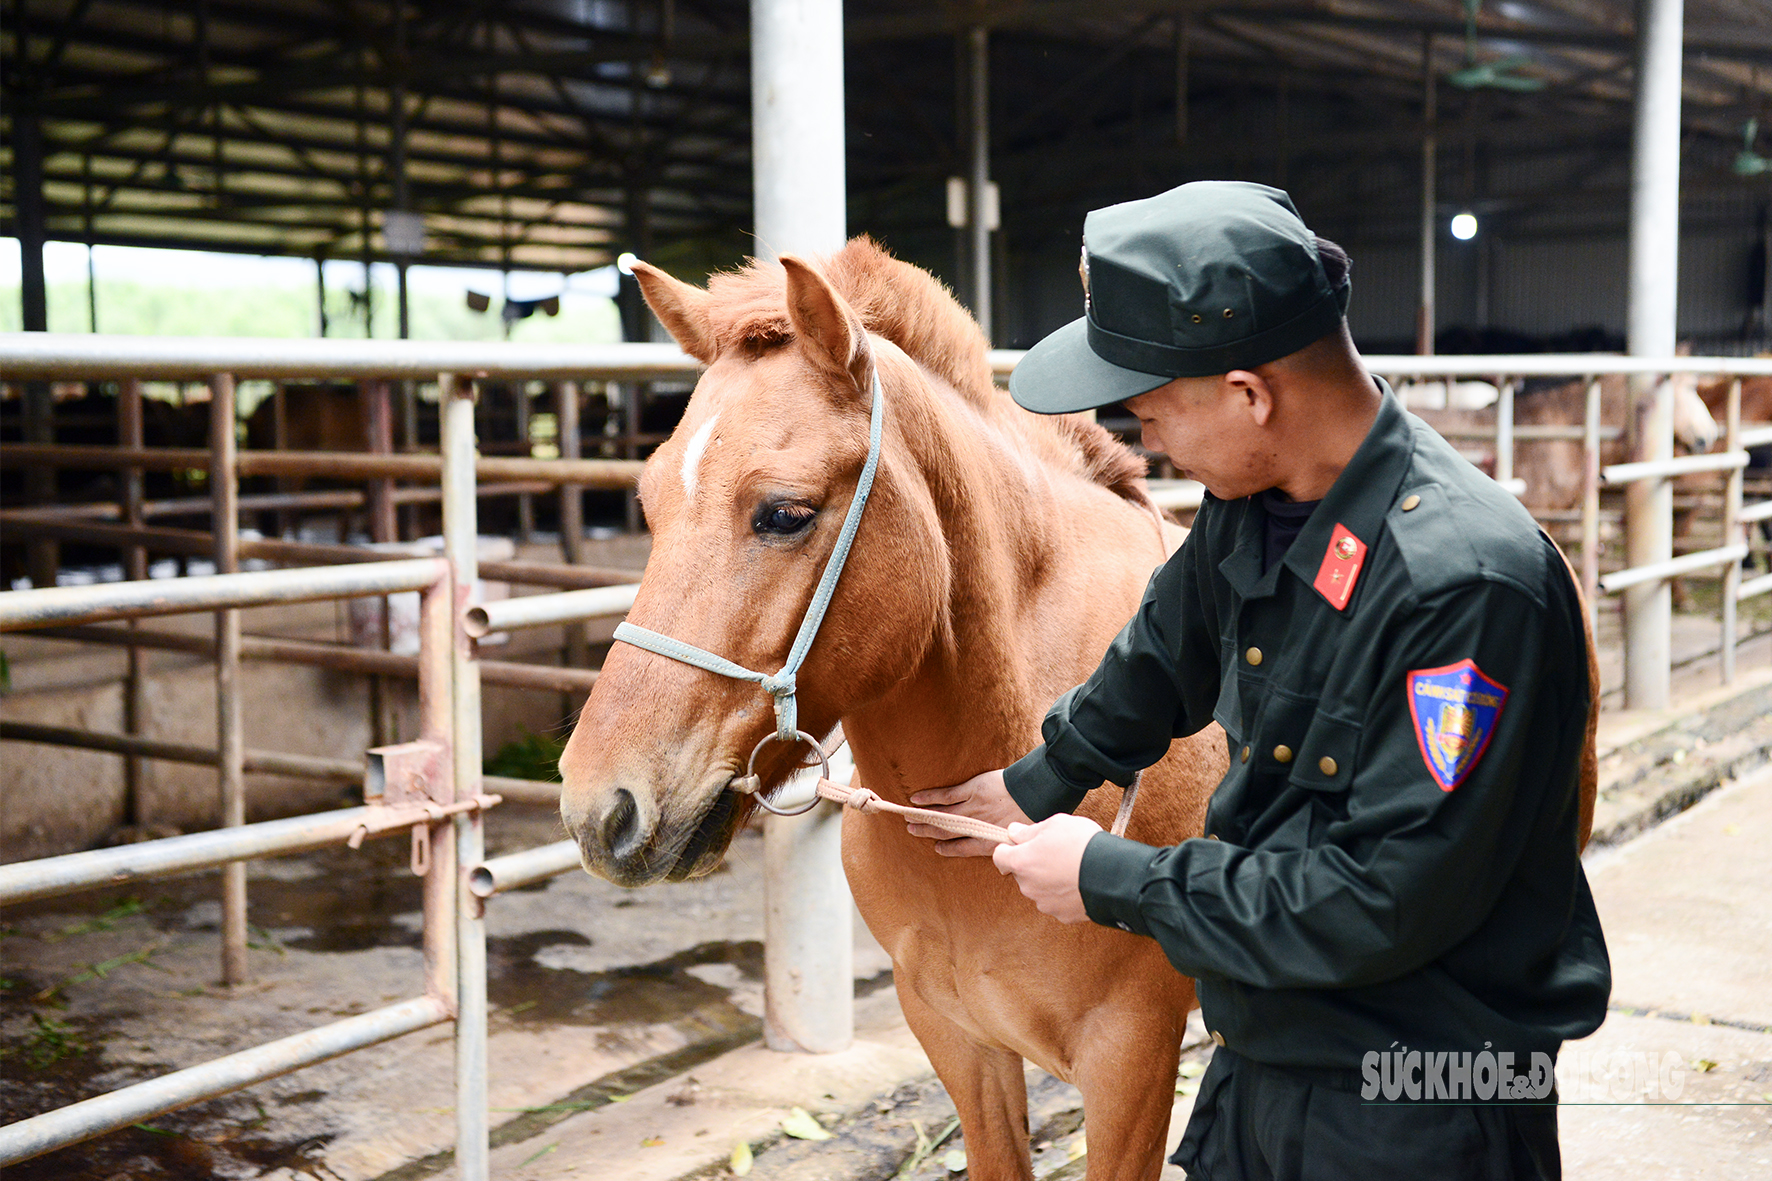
[3,1,1770,271]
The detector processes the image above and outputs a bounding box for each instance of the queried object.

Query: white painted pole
[1623,0,1683,711]
[751,0,847,260]
[1418,33,1436,356]
[443,373,490,1180]
[969,26,992,342]
[750,0,854,1054]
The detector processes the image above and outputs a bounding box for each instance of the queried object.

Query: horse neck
[839,360,1160,801]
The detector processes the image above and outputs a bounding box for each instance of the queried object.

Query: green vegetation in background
[485,727,568,783]
[2,278,621,345]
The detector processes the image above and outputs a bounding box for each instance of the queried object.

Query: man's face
[1123,375,1277,501]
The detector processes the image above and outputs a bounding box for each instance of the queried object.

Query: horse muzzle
[562,771,745,887]
[562,780,664,886]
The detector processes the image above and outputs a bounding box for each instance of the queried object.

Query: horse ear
[780,255,872,394]
[630,261,716,364]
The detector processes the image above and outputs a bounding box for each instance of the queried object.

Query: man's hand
[991,815,1101,924]
[905,769,1032,858]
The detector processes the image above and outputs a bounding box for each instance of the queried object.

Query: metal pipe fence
[0,557,479,1169]
[1358,357,1772,688]
[4,336,1771,1176]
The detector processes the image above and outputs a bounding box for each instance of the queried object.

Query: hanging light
[1450,212,1479,240]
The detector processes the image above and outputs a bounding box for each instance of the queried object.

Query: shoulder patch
[1406,659,1508,791]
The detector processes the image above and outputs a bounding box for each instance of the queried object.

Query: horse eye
[755,503,815,536]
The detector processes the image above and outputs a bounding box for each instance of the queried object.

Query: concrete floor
[2,618,1769,1180]
[1563,764,1772,1179]
[0,804,894,1180]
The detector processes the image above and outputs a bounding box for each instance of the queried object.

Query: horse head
[1669,371,1720,455]
[559,249,954,886]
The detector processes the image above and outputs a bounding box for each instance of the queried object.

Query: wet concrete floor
[0,803,891,1180]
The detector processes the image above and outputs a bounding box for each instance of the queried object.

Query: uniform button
[1401,493,1421,511]
[1208,833,1220,840]
[1318,756,1338,776]
[1211,1030,1227,1047]
[1239,745,1251,763]
[1273,744,1294,764]
[1245,646,1263,666]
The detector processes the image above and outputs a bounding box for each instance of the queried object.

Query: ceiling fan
[1446,0,1546,92]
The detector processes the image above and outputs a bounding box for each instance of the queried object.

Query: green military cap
[1010,181,1351,415]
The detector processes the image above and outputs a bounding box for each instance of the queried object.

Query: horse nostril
[602,788,644,860]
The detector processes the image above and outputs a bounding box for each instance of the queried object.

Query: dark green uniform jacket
[1004,386,1610,1072]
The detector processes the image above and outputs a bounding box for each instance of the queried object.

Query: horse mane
[1048,413,1151,504]
[702,237,1150,506]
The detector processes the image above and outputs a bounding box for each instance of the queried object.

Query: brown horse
[558,238,1226,1181]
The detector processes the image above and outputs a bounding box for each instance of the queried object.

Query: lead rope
[728,765,1144,847]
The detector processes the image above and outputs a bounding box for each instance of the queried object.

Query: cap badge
[1312,523,1367,611]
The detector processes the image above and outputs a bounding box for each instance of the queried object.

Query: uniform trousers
[1172,1047,1561,1181]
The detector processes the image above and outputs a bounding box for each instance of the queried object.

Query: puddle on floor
[489,933,765,1026]
[0,807,885,1178]
[0,1031,341,1181]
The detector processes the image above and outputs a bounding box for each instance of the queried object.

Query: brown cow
[1409,374,1717,514]
[1697,374,1772,575]
[243,382,366,454]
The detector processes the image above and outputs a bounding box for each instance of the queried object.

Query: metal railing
[1355,355,1772,695]
[0,555,484,1168]
[4,335,1770,1175]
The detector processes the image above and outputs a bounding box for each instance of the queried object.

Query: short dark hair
[1315,236,1351,289]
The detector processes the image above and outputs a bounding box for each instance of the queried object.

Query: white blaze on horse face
[1669,375,1719,454]
[680,412,720,500]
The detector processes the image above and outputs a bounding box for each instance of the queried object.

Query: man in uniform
[907,181,1610,1179]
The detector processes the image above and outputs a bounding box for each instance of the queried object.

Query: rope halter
[610,366,886,810]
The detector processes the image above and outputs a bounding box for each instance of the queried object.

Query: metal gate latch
[349,739,500,867]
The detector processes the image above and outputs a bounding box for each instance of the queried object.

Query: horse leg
[1072,1002,1188,1181]
[894,980,1034,1181]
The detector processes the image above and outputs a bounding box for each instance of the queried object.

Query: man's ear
[780,254,874,394]
[630,260,716,364]
[1226,369,1275,427]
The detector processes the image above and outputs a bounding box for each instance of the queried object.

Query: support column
[1624,0,1684,710]
[15,105,59,586]
[1173,16,1189,145]
[389,0,413,343]
[557,381,589,720]
[750,0,854,1055]
[14,108,48,333]
[443,373,489,1180]
[365,379,399,747]
[967,26,992,341]
[1418,34,1437,356]
[315,259,329,337]
[1722,379,1742,683]
[120,380,149,829]
[210,374,248,986]
[514,383,534,542]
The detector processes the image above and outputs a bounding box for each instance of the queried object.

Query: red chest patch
[1312,523,1367,611]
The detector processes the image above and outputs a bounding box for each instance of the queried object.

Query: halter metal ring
[744,729,831,817]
